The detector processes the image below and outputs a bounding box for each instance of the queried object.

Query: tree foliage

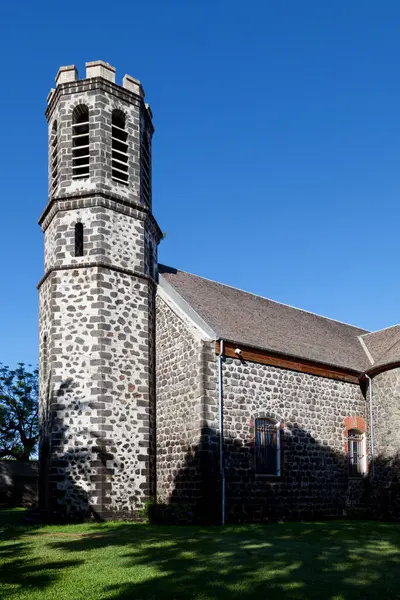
[0,363,38,460]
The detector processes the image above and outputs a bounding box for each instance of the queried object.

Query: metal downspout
[365,373,375,476]
[218,339,225,525]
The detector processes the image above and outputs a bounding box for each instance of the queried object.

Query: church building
[38,61,400,522]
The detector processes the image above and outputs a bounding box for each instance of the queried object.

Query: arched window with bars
[111,109,128,183]
[75,223,84,257]
[347,429,367,476]
[141,133,151,205]
[254,418,281,476]
[72,105,89,179]
[50,121,58,192]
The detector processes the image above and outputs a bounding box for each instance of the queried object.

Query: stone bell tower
[38,61,162,519]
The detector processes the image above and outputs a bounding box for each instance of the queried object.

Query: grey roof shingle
[361,326,400,370]
[159,265,370,372]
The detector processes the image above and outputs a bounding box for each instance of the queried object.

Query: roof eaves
[221,337,364,376]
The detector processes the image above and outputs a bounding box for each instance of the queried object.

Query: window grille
[255,418,281,476]
[348,429,364,476]
[72,105,89,179]
[112,109,128,184]
[75,223,84,257]
[51,121,58,192]
[141,134,151,205]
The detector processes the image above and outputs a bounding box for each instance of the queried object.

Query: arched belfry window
[111,109,128,184]
[75,223,84,257]
[141,133,151,205]
[255,418,281,476]
[50,121,58,192]
[72,105,89,179]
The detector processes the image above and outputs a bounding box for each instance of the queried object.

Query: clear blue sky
[1,0,400,367]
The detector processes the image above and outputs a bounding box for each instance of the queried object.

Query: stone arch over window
[74,222,84,257]
[50,120,58,193]
[72,104,89,179]
[250,413,283,476]
[344,416,367,476]
[111,108,128,184]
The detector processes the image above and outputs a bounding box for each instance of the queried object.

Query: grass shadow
[47,520,400,600]
[0,509,84,598]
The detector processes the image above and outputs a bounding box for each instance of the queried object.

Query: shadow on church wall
[40,377,96,521]
[39,378,400,524]
[154,423,372,525]
[369,452,400,520]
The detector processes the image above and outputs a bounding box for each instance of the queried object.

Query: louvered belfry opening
[111,109,129,184]
[141,134,151,205]
[72,105,90,179]
[50,121,58,192]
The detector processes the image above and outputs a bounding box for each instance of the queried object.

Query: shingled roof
[361,325,400,371]
[159,265,371,373]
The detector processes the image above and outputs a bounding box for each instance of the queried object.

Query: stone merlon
[52,60,144,99]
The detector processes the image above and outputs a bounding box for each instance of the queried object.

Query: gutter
[218,339,225,526]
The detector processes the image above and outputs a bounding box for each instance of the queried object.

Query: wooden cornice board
[216,340,360,385]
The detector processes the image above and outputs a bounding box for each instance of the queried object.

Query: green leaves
[0,363,38,461]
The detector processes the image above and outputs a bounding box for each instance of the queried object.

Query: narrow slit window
[43,334,48,383]
[75,223,84,257]
[72,105,89,179]
[112,109,128,184]
[51,121,58,192]
[141,134,151,205]
[255,418,281,476]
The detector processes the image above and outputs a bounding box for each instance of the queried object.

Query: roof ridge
[158,264,370,334]
[360,322,400,338]
[358,335,374,365]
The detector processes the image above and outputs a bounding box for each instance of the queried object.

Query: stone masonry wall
[156,295,219,520]
[39,266,153,519]
[222,357,368,521]
[40,68,160,520]
[156,295,203,507]
[44,206,146,274]
[369,368,400,518]
[39,198,157,519]
[39,277,52,437]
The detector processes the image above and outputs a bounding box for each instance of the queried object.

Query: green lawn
[1,510,400,599]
